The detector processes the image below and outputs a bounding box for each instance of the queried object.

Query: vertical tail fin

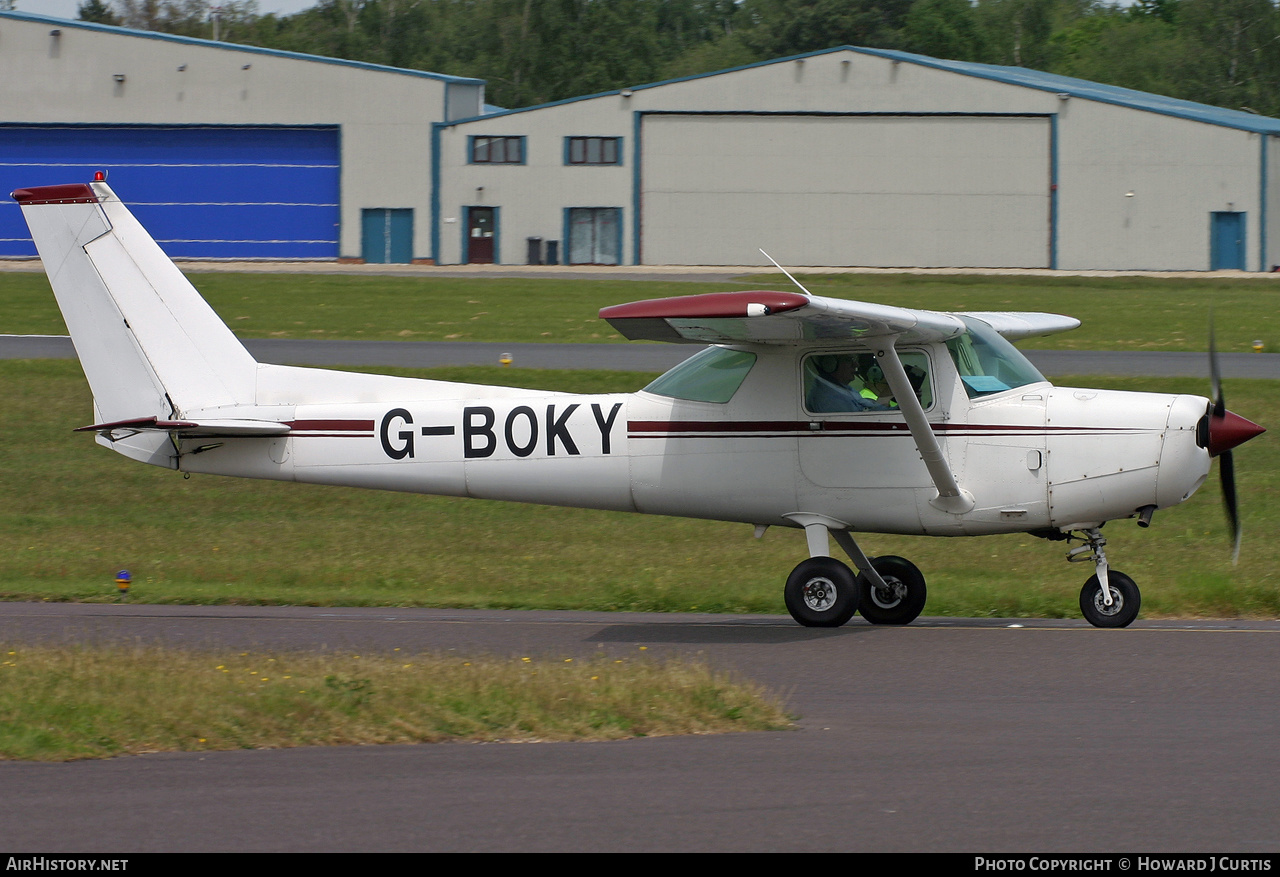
[14,181,258,423]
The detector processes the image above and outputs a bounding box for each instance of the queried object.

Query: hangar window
[566,137,621,165]
[470,136,525,164]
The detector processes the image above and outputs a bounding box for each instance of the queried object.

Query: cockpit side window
[946,316,1046,398]
[803,351,932,414]
[644,346,757,403]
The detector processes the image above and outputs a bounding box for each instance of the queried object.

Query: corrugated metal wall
[639,114,1051,268]
[1,125,339,259]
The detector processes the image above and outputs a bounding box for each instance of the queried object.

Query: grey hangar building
[4,8,1279,272]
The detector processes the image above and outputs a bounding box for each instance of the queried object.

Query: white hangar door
[639,114,1051,268]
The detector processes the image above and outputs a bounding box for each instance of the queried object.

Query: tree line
[72,0,1280,116]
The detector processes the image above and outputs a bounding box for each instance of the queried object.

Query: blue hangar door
[0,125,339,259]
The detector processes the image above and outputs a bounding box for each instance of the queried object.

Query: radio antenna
[759,248,813,297]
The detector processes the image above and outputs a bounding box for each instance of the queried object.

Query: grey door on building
[567,207,620,265]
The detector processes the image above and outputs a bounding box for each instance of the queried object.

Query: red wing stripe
[599,291,809,321]
[12,184,99,205]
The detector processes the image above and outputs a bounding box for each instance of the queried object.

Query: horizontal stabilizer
[77,416,291,437]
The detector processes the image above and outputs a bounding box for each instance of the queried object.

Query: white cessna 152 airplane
[16,179,1265,629]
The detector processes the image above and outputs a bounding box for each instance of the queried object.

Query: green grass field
[1,359,1274,619]
[12,268,1271,759]
[0,645,791,761]
[1,270,1275,760]
[4,269,1280,352]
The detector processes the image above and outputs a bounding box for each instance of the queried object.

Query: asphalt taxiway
[1,603,1278,852]
[4,333,1279,379]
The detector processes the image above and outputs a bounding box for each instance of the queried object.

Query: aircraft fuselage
[157,343,1213,540]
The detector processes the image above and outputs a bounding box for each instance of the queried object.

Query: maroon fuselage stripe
[627,420,1144,435]
[287,419,375,432]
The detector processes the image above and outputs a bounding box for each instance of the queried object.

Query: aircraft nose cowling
[1205,409,1266,457]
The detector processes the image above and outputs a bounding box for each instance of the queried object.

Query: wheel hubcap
[1093,586,1124,616]
[871,575,906,609]
[803,576,837,612]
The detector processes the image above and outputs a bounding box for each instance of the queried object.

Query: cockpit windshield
[643,346,757,403]
[946,316,1047,398]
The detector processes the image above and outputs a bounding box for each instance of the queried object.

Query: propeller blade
[1209,310,1225,418]
[1203,311,1265,457]
[1220,449,1241,564]
[1205,310,1264,562]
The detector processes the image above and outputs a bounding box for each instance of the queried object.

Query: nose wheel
[1064,528,1142,628]
[1080,571,1141,628]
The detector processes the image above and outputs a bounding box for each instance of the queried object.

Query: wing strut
[869,337,975,515]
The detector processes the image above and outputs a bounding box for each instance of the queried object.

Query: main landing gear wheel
[1079,571,1141,628]
[856,555,928,625]
[785,557,859,628]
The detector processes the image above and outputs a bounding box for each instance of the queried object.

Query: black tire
[857,555,927,625]
[1079,571,1141,628]
[784,556,859,628]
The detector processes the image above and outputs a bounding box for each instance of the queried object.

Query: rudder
[14,181,259,425]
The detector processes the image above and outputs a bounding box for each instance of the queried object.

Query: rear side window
[644,347,757,403]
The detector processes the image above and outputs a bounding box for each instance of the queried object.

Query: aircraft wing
[599,291,1079,345]
[956,311,1081,341]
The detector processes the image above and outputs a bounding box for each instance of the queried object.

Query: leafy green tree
[77,0,122,24]
[739,0,914,57]
[974,0,1060,68]
[1176,0,1280,115]
[903,0,986,61]
[99,1,259,40]
[1049,4,1183,96]
[1128,0,1180,23]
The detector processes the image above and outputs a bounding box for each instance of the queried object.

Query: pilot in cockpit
[807,354,887,412]
[855,358,896,409]
[857,358,929,409]
[807,353,929,413]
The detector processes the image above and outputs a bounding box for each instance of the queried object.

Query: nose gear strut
[1064,528,1142,627]
[1066,528,1111,605]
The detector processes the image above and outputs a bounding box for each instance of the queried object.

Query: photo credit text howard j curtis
[974,859,1275,872]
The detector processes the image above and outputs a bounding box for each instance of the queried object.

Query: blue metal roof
[13,10,1274,133]
[851,46,1280,135]
[447,44,1280,134]
[0,10,484,85]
